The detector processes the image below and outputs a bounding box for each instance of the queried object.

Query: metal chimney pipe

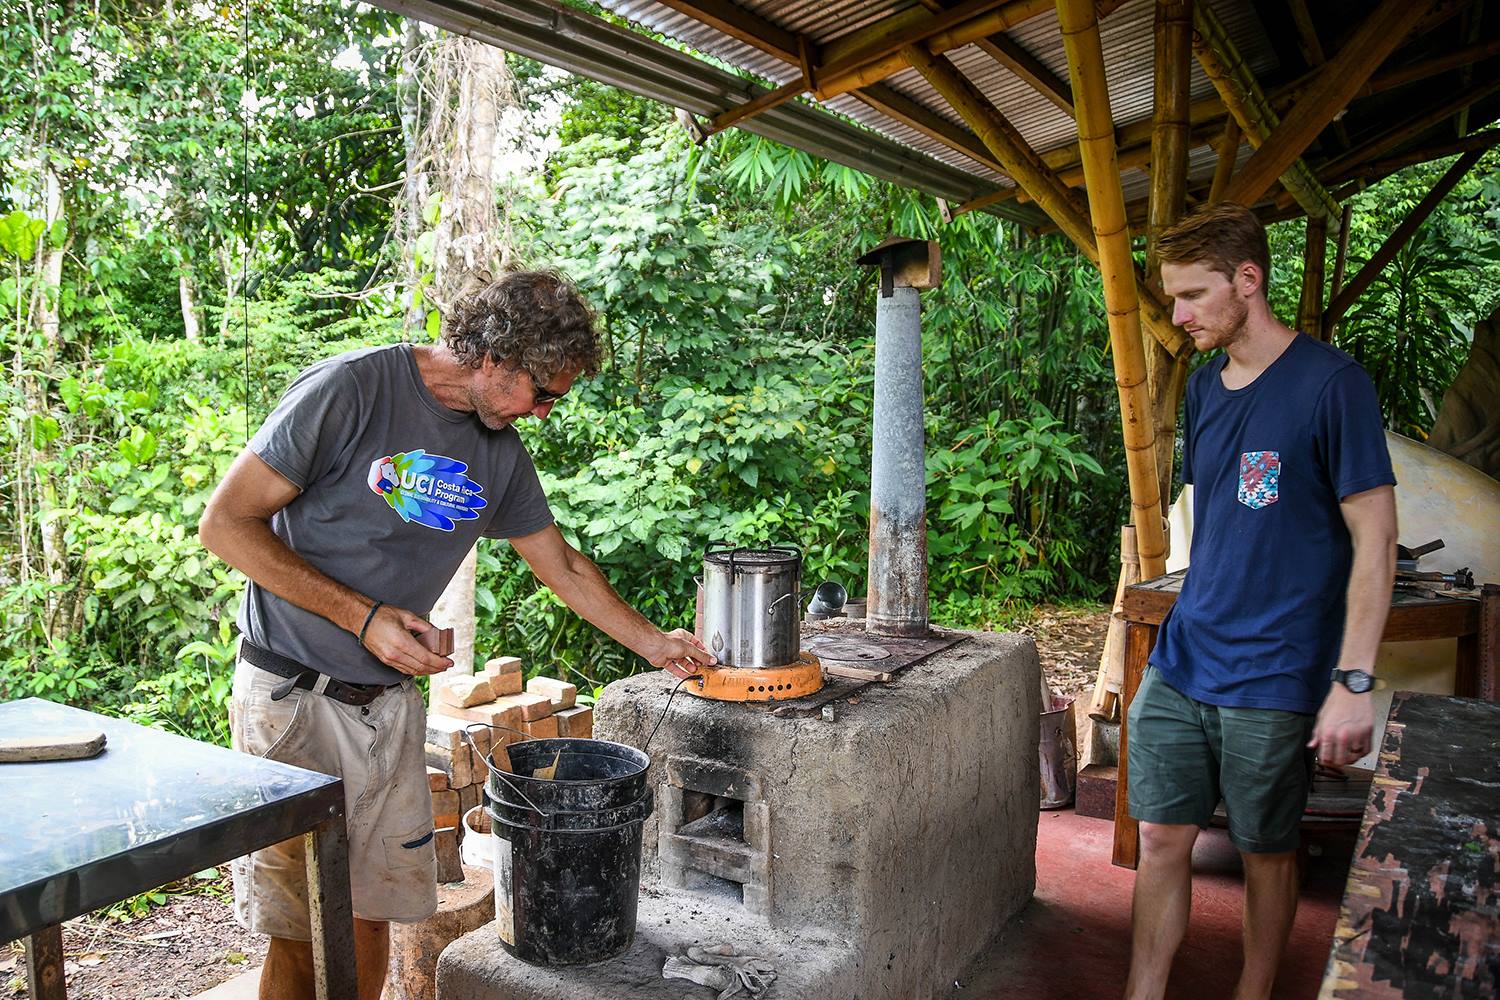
[856,238,941,637]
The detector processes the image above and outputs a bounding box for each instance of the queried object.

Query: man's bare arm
[1308,484,1397,765]
[198,449,451,676]
[508,525,714,678]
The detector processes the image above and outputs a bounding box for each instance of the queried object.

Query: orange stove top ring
[685,652,824,702]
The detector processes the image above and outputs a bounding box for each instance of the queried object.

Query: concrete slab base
[436,892,858,1000]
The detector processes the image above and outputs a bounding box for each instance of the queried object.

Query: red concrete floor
[953,809,1356,999]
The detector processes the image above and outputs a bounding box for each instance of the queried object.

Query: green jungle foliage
[1,3,1494,742]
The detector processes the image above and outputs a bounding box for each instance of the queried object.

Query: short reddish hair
[1156,202,1271,293]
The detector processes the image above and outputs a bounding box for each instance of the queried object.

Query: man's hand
[1307,684,1375,766]
[643,628,715,679]
[360,604,454,677]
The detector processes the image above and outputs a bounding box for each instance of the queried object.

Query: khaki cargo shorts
[229,659,437,940]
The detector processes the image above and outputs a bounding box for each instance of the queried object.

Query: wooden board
[1320,692,1500,998]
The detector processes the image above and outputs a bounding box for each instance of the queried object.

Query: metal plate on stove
[802,637,892,662]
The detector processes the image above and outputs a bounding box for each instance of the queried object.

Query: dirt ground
[6,605,1108,1000]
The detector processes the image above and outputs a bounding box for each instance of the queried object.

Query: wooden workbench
[1319,692,1500,998]
[1110,573,1497,869]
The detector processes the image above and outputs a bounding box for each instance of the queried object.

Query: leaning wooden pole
[1056,0,1167,580]
[1145,0,1193,528]
[1326,148,1486,329]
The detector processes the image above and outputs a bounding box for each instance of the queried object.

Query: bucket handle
[462,722,551,820]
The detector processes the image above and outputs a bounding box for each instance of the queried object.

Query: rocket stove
[437,239,1042,999]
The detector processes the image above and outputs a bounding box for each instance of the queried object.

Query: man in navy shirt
[1125,203,1397,1000]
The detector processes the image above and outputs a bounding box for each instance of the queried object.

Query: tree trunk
[413,31,514,679]
[179,270,202,342]
[26,166,70,637]
[400,18,427,337]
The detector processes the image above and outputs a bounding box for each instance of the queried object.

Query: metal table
[0,698,358,999]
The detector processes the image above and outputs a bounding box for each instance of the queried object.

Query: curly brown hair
[443,270,601,379]
[1156,202,1272,294]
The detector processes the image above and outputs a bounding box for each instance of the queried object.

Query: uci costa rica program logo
[367,450,487,531]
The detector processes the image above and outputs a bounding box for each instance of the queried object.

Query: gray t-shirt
[237,343,554,684]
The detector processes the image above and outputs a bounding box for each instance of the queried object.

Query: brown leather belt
[238,638,396,707]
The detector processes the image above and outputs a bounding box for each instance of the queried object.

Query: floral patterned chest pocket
[1238,451,1281,509]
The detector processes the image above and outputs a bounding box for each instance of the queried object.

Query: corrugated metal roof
[597,0,1278,193]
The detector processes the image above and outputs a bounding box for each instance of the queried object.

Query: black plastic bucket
[482,737,653,966]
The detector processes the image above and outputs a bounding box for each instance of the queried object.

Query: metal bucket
[699,546,802,668]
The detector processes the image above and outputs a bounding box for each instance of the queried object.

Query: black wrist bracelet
[358,601,385,648]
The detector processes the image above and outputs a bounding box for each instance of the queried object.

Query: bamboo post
[1145,0,1193,528]
[1325,148,1487,329]
[1298,213,1328,340]
[1221,0,1436,209]
[1055,0,1167,579]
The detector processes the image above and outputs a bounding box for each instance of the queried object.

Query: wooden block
[419,627,455,656]
[488,670,523,696]
[824,664,892,683]
[555,705,593,739]
[435,675,494,709]
[425,712,489,757]
[483,656,522,680]
[431,788,461,829]
[526,676,577,710]
[0,732,107,763]
[426,766,449,792]
[458,782,481,817]
[433,826,463,883]
[524,715,559,739]
[425,742,474,789]
[440,698,525,733]
[1076,764,1118,821]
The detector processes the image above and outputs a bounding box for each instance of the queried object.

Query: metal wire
[644,673,701,751]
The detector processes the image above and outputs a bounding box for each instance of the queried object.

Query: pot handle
[767,592,797,616]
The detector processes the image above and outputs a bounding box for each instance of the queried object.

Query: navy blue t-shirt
[1148,335,1395,714]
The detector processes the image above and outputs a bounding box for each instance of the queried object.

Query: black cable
[643,673,701,751]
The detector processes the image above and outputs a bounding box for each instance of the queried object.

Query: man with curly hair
[199,270,713,1000]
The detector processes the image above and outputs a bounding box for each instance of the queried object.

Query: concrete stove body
[437,629,1041,1000]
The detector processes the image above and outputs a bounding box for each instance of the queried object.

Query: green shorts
[1126,667,1316,853]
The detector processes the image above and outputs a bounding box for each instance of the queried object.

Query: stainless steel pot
[699,546,802,668]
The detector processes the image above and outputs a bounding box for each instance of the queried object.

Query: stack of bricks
[422,655,594,842]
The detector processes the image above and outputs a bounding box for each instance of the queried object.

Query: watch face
[1339,669,1375,694]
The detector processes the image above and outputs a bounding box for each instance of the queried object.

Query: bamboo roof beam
[916,0,1075,115]
[1315,77,1500,185]
[1283,0,1349,150]
[1327,203,1353,341]
[1325,147,1487,330]
[902,45,1191,360]
[1055,0,1166,579]
[812,0,1128,101]
[1275,40,1500,107]
[1322,127,1500,188]
[658,0,1019,183]
[1219,0,1437,210]
[1191,2,1341,224]
[975,33,1075,114]
[1207,116,1241,203]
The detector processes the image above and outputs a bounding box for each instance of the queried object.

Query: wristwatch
[1331,667,1376,694]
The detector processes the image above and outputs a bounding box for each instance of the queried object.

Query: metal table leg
[305,813,359,1000]
[24,924,65,1000]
